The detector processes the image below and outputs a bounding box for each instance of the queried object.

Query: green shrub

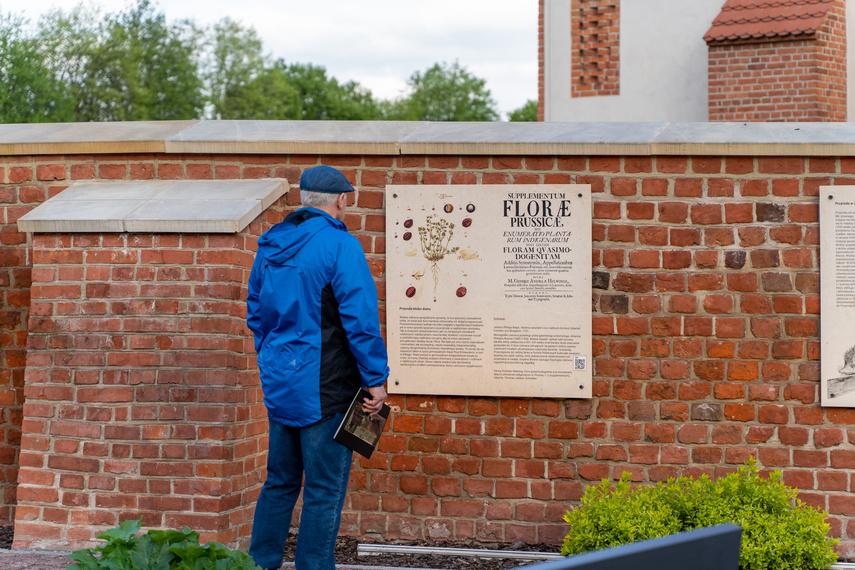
[562,459,838,570]
[66,518,260,570]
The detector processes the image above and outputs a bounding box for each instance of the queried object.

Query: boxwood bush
[66,518,260,570]
[562,459,838,570]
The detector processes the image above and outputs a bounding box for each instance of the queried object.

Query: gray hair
[301,190,340,209]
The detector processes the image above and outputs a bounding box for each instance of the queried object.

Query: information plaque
[386,184,592,399]
[821,186,855,406]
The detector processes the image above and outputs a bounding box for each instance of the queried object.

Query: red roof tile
[704,0,834,44]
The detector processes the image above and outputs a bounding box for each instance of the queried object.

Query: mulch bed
[0,525,13,549]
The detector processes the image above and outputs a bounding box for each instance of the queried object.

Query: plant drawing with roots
[418,214,459,297]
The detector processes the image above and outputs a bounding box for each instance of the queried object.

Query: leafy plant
[562,459,838,570]
[66,518,260,570]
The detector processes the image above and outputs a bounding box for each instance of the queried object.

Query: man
[246,165,389,570]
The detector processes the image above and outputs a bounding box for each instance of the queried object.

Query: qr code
[574,356,587,371]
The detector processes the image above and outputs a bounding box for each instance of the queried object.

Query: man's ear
[338,193,348,209]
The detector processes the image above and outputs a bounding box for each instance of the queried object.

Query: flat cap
[299,165,355,193]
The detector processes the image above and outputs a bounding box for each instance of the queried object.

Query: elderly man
[247,165,388,570]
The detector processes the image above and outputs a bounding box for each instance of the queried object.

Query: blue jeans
[249,413,352,570]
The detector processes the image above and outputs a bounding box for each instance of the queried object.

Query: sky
[9,0,538,119]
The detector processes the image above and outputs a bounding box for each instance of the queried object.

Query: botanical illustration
[418,214,459,298]
[828,344,855,399]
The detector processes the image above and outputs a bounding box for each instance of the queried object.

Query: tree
[217,62,300,120]
[0,12,74,123]
[210,54,381,120]
[88,1,204,121]
[279,62,381,120]
[36,4,101,116]
[4,3,505,124]
[38,0,204,122]
[205,17,267,119]
[385,60,499,121]
[508,99,538,122]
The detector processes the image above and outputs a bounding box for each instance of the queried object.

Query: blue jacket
[246,208,389,427]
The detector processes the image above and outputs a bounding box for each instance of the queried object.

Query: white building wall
[544,0,725,122]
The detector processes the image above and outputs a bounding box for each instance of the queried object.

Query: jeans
[249,413,352,570]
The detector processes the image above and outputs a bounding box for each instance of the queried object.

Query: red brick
[644,424,675,443]
[656,157,687,173]
[691,204,722,225]
[708,179,734,196]
[758,405,789,424]
[724,404,755,422]
[8,166,33,183]
[565,443,593,460]
[469,398,498,416]
[642,178,668,195]
[678,424,707,444]
[676,179,703,197]
[610,178,637,196]
[658,202,688,223]
[611,423,641,443]
[815,428,845,448]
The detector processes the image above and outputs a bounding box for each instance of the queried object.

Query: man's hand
[362,385,387,415]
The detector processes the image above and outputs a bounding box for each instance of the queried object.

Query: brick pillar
[12,219,277,549]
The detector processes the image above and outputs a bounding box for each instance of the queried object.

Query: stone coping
[2,120,855,156]
[16,178,287,234]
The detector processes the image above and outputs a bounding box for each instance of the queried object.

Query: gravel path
[0,549,74,570]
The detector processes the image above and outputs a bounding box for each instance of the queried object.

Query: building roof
[704,0,835,44]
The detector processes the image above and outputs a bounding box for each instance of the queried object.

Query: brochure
[333,388,390,459]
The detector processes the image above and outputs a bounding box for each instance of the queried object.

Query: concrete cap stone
[17,179,287,234]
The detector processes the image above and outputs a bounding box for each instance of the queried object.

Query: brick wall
[1,149,854,556]
[708,0,847,122]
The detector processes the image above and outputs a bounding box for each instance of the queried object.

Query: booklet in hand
[333,388,391,459]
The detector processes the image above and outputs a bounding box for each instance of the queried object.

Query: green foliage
[66,518,260,570]
[508,100,538,122]
[78,1,204,121]
[2,2,517,123]
[562,460,838,570]
[0,11,75,123]
[205,17,269,120]
[383,60,499,121]
[35,0,204,122]
[268,61,382,120]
